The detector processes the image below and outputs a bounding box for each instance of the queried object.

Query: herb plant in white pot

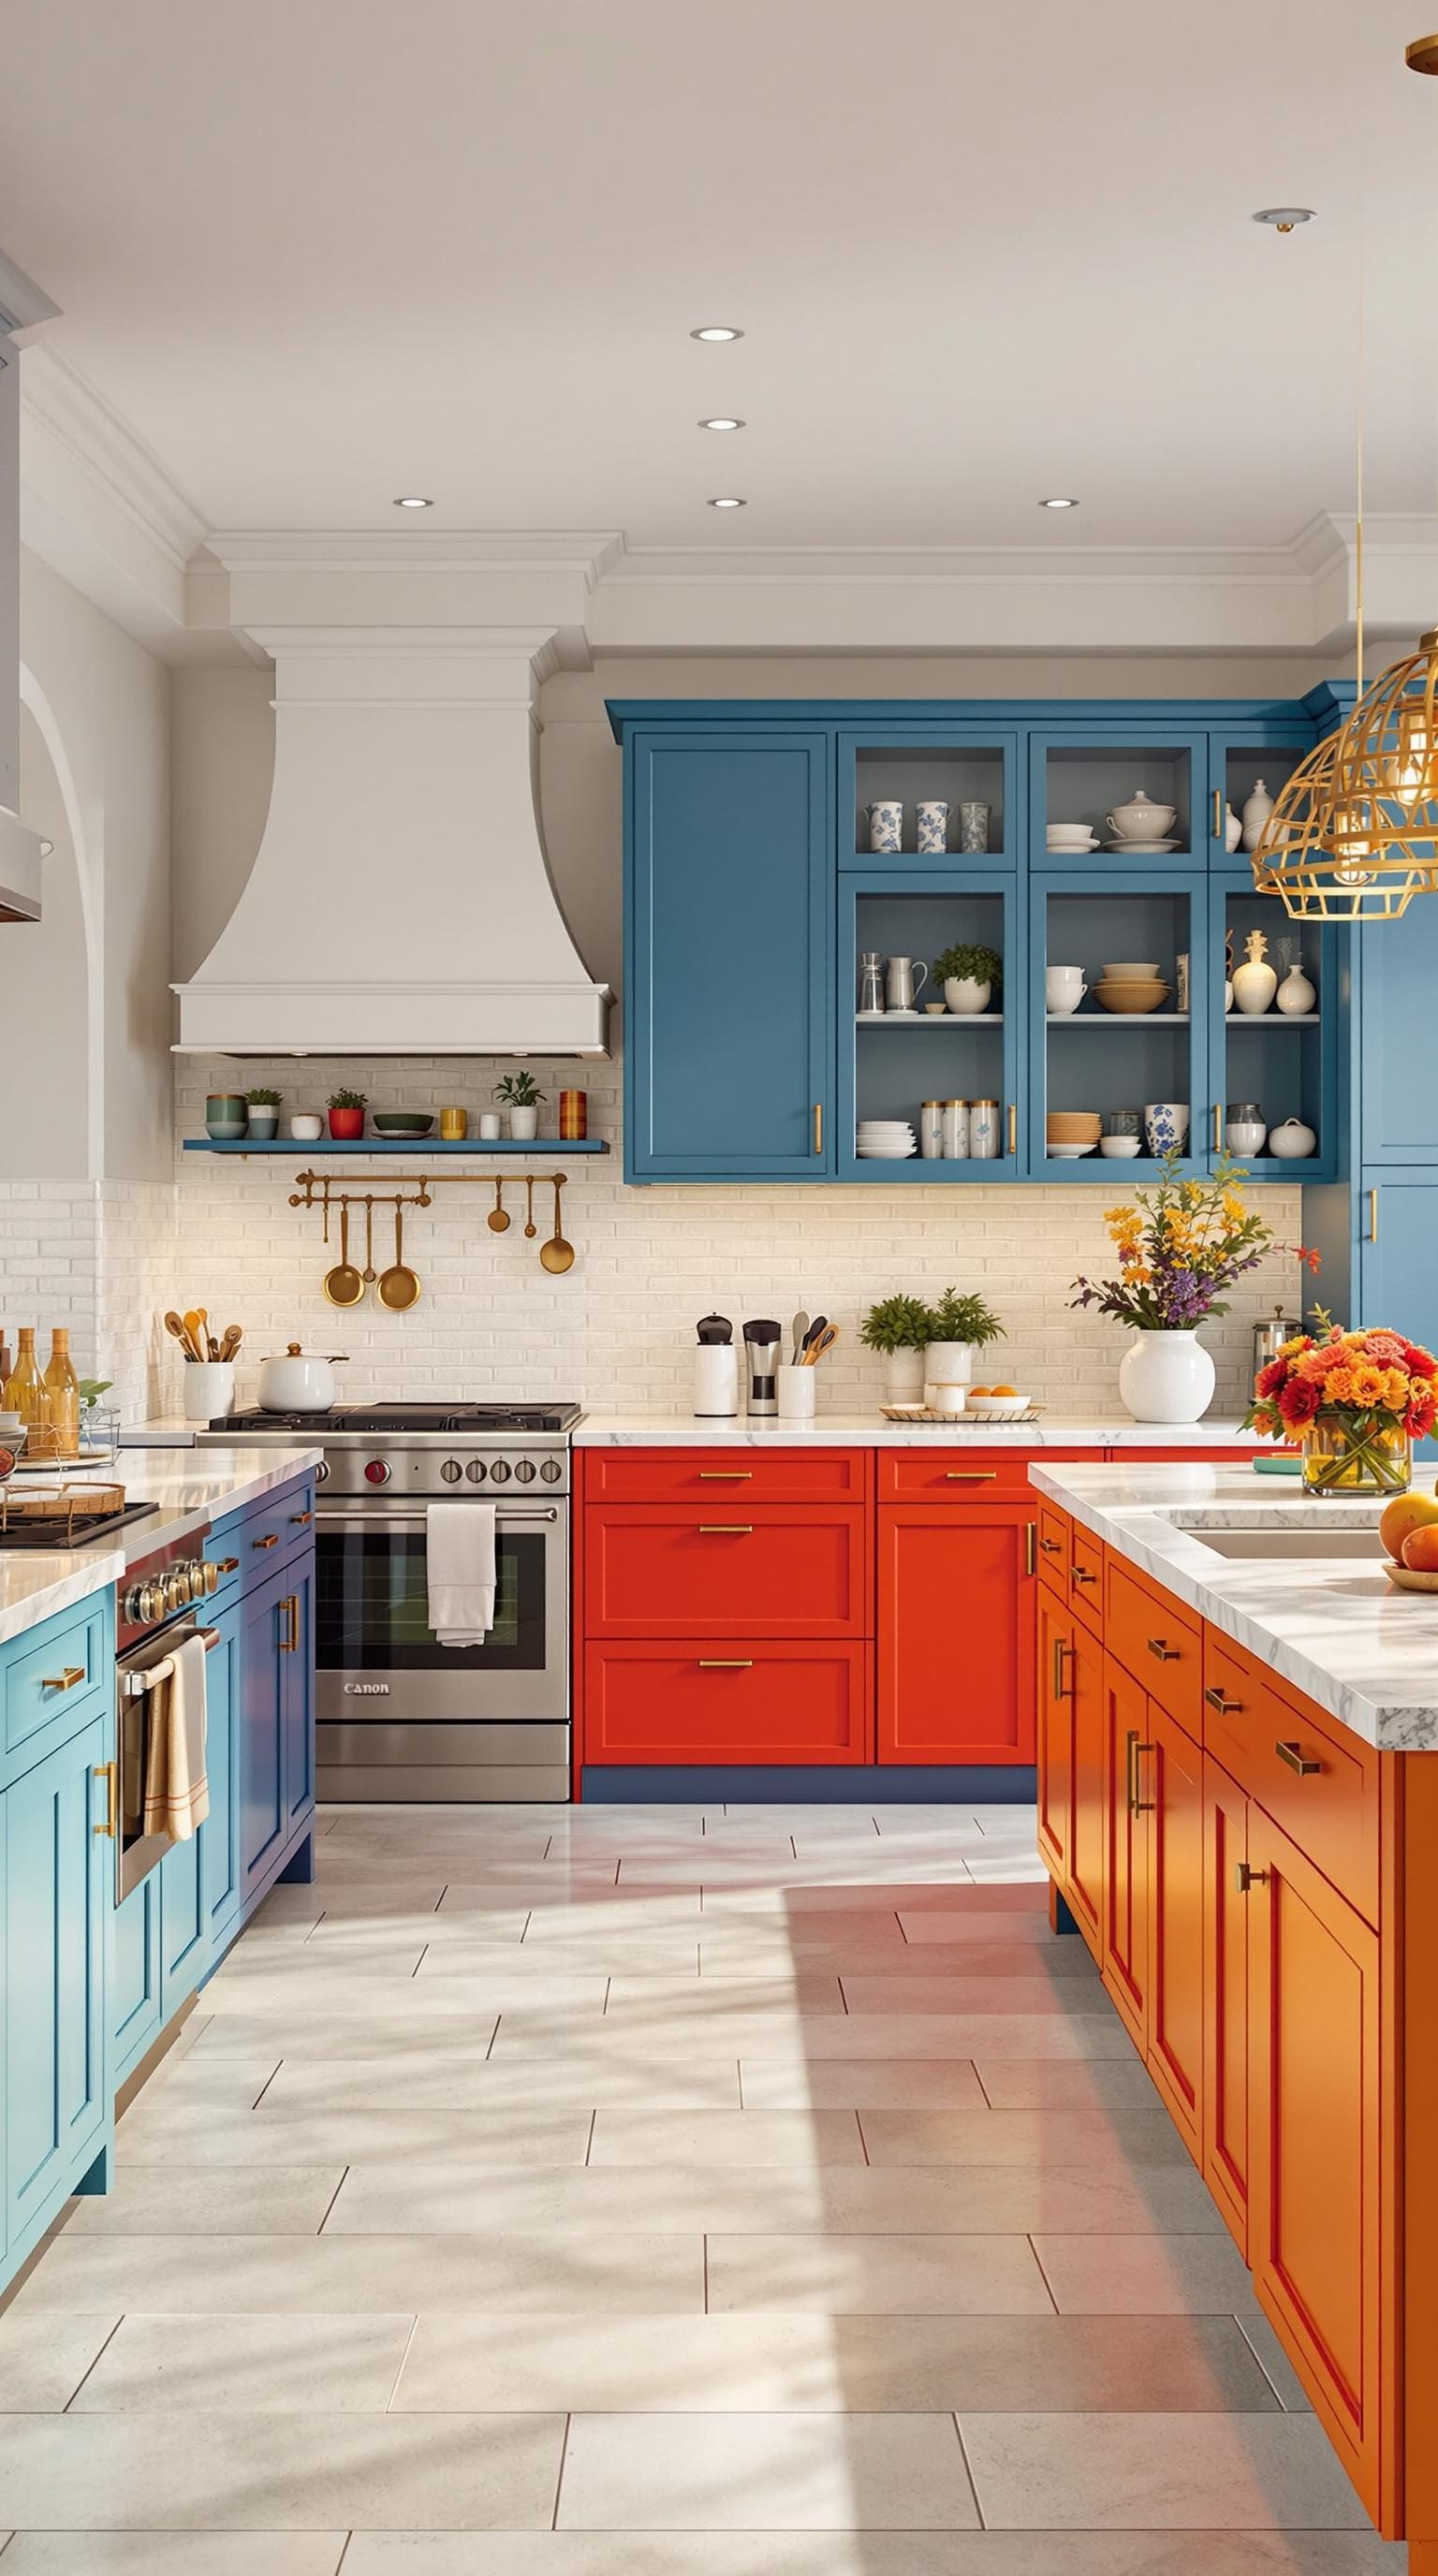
[924,1288,1006,1410]
[859,1294,933,1403]
[495,1070,546,1142]
[933,941,1002,1017]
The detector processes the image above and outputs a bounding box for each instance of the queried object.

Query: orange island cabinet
[1033,1484,1438,2561]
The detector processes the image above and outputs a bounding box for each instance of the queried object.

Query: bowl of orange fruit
[1378,1487,1438,1591]
[964,1384,1033,1421]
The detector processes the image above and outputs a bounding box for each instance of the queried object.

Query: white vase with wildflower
[1070,1151,1313,1424]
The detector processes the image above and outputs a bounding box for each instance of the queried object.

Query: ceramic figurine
[1240,778,1275,853]
[1276,959,1317,1017]
[1231,927,1278,1017]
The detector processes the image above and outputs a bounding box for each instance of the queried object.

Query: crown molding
[204,528,624,581]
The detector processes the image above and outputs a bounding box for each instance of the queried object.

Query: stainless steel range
[196,1404,580,1803]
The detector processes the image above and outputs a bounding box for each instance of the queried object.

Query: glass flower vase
[1301,1416,1412,1497]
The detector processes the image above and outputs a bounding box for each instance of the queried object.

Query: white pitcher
[885,956,928,1013]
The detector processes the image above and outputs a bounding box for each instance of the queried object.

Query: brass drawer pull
[253,1533,279,1550]
[93,1760,117,1837]
[1039,1536,1064,1555]
[216,1558,240,1574]
[278,1594,301,1653]
[1126,1730,1156,1815]
[289,1511,313,1527]
[42,1664,86,1692]
[697,1524,753,1534]
[1211,786,1224,840]
[697,1471,752,1481]
[946,1471,997,1482]
[1235,1860,1269,1894]
[1071,1565,1097,1587]
[1204,1686,1243,1716]
[1024,1522,1036,1577]
[1051,1636,1071,1700]
[698,1658,753,1669]
[813,1102,823,1156]
[1275,1739,1321,1777]
[1147,1636,1180,1662]
[1006,1103,1017,1156]
[1368,1188,1379,1244]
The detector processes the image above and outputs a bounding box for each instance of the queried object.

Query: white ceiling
[3,0,1438,552]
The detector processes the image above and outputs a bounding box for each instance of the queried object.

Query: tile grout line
[410,1943,429,1981]
[333,2534,355,2573]
[1234,2309,1300,2409]
[583,2107,597,2167]
[971,2058,994,2108]
[385,2312,421,2413]
[316,2165,351,2235]
[951,2409,988,2529]
[1027,2232,1062,2314]
[856,2109,871,2166]
[61,2310,125,2412]
[702,2232,710,2313]
[550,2409,573,2530]
[249,2060,284,2108]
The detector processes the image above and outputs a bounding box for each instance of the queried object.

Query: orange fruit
[969,1386,991,1399]
[1379,1489,1438,1562]
[990,1383,1019,1398]
[1402,1522,1438,1573]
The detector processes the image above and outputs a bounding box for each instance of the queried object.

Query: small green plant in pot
[925,1286,1005,1407]
[245,1084,282,1140]
[860,1293,934,1402]
[495,1070,546,1141]
[932,942,1003,1017]
[327,1086,368,1141]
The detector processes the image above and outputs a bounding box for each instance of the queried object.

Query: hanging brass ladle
[539,1175,575,1273]
[487,1178,510,1234]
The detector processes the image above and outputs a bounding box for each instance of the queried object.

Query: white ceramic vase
[1231,929,1278,1017]
[884,1348,926,1402]
[1118,1329,1216,1425]
[1240,779,1274,852]
[923,1340,976,1410]
[1276,962,1317,1017]
[944,976,991,1016]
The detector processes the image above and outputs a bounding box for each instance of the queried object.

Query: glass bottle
[3,1327,57,1460]
[44,1327,81,1460]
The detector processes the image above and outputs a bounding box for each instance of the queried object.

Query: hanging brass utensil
[538,1175,575,1274]
[321,1179,330,1246]
[323,1203,365,1307]
[523,1176,537,1238]
[487,1178,510,1234]
[376,1205,421,1310]
[362,1196,377,1282]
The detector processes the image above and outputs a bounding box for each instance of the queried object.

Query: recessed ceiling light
[691,325,743,342]
[393,495,433,508]
[1038,496,1079,510]
[1252,207,1315,232]
[699,417,745,431]
[708,496,746,509]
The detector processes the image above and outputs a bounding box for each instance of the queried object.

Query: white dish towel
[427,1501,496,1647]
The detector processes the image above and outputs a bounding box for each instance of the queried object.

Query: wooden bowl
[1094,981,1171,1016]
[1384,1561,1438,1594]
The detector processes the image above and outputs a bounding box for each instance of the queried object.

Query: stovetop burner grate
[212,1402,582,1435]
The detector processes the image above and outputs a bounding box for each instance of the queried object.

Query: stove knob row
[465,1459,487,1483]
[440,1459,462,1484]
[513,1457,536,1484]
[489,1459,511,1485]
[539,1457,564,1484]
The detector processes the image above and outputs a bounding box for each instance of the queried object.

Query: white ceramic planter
[507,1105,540,1140]
[944,976,991,1016]
[1118,1329,1216,1424]
[883,1348,927,1402]
[923,1339,976,1410]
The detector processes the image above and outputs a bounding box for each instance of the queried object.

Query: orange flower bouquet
[1246,1311,1437,1495]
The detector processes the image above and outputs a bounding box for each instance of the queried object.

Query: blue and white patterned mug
[1144,1101,1190,1156]
[865,800,903,854]
[916,799,949,854]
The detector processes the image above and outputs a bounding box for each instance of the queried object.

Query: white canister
[923,1341,975,1412]
[182,1360,236,1424]
[693,1343,739,1419]
[969,1099,1000,1159]
[865,800,903,853]
[919,1101,944,1160]
[478,1112,502,1140]
[915,799,949,854]
[776,1368,817,1426]
[926,1380,969,1418]
[288,1114,324,1141]
[941,1098,970,1159]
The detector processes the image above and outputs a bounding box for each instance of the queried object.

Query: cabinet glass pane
[853,889,1006,1165]
[1043,745,1194,858]
[853,747,1006,859]
[1042,888,1197,1170]
[1222,889,1324,1171]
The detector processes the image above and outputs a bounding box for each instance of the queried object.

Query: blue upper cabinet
[1029,724,1211,874]
[1356,888,1438,1164]
[624,728,832,1180]
[839,725,1020,870]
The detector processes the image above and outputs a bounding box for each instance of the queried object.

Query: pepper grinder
[742,1317,783,1417]
[694,1314,738,1420]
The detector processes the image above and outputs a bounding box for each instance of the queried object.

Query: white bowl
[1099,1135,1143,1158]
[966,1393,1031,1419]
[1047,825,1097,842]
[1048,1142,1096,1159]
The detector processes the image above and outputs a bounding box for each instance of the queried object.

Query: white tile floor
[0,1799,1407,2570]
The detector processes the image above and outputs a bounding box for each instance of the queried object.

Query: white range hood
[172,627,611,1057]
[0,805,45,921]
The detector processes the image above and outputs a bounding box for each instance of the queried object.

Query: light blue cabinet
[240,1560,293,1901]
[159,1596,241,2024]
[111,1871,162,2084]
[1356,892,1438,1166]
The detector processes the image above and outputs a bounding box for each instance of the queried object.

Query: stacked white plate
[857,1120,917,1160]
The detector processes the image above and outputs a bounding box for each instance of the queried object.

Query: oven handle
[316,1508,561,1529]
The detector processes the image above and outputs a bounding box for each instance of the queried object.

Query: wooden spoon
[322,1203,365,1307]
[183,1309,205,1358]
[218,1324,243,1362]
[523,1177,537,1238]
[487,1178,510,1234]
[165,1310,202,1363]
[539,1175,575,1274]
[376,1205,421,1310]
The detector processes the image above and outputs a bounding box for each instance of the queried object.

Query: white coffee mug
[1046,967,1086,1015]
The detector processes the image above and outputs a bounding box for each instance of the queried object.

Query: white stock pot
[257,1345,348,1412]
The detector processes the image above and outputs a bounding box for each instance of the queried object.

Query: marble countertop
[0,1447,321,1648]
[574,1413,1270,1449]
[1030,1458,1438,1752]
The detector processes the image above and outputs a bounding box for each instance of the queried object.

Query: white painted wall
[5,704,88,1177]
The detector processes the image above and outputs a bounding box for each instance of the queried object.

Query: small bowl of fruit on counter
[964,1385,1034,1422]
[1379,1489,1438,1592]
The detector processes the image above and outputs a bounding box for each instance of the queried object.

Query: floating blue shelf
[183,1137,609,1156]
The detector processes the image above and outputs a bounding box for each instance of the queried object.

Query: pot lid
[261,1345,349,1361]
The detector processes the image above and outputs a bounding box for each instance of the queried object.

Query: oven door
[315,1502,567,1723]
[116,1615,220,1901]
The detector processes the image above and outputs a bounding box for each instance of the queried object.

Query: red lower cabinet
[877,1503,1036,1764]
[583,1641,871,1764]
[583,1503,868,1639]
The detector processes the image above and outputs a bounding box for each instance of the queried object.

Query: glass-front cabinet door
[1206,727,1311,868]
[1211,880,1337,1182]
[1028,874,1211,1179]
[1029,728,1210,874]
[840,873,1022,1178]
[840,726,1020,870]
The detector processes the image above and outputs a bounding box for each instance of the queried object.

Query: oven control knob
[540,1457,563,1484]
[465,1459,488,1484]
[439,1459,462,1484]
[315,1460,330,1485]
[513,1457,536,1484]
[201,1559,220,1595]
[123,1582,148,1622]
[135,1579,162,1621]
[489,1459,511,1485]
[167,1569,191,1612]
[364,1459,392,1486]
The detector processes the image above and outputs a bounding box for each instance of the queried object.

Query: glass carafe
[858,952,885,1015]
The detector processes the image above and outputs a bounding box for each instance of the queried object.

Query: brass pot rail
[287,1171,575,1285]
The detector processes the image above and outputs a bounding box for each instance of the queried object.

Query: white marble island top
[0,1446,321,1648]
[1030,1458,1438,1752]
[575,1413,1269,1449]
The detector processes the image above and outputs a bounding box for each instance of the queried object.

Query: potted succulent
[245,1084,281,1142]
[327,1087,368,1142]
[933,941,1003,1017]
[495,1069,546,1142]
[859,1293,934,1402]
[925,1286,1006,1400]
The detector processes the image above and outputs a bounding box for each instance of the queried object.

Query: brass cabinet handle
[1212,1103,1222,1153]
[697,1471,752,1481]
[1006,1103,1017,1156]
[697,1524,753,1534]
[698,1659,753,1669]
[1051,1635,1071,1700]
[253,1532,279,1551]
[1275,1738,1321,1777]
[946,1471,997,1482]
[289,1511,313,1527]
[1126,1730,1156,1815]
[93,1760,117,1837]
[1368,1188,1379,1244]
[1204,1686,1243,1716]
[216,1558,240,1574]
[1235,1861,1269,1894]
[1024,1522,1036,1577]
[813,1102,823,1156]
[1039,1535,1063,1555]
[1211,786,1224,840]
[1147,1636,1180,1662]
[278,1593,301,1653]
[42,1664,86,1692]
[1071,1564,1097,1587]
